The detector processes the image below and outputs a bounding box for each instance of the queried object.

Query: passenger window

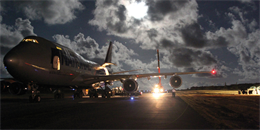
[53,56,60,70]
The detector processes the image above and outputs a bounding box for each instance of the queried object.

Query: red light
[211,69,216,74]
[25,62,31,66]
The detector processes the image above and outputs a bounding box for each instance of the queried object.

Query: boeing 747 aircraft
[1,36,216,102]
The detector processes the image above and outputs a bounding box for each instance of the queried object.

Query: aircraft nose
[3,50,20,70]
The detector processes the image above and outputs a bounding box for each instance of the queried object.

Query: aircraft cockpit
[22,38,39,44]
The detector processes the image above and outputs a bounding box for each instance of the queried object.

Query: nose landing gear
[29,84,41,103]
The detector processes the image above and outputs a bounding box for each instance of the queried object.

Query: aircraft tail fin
[104,41,113,64]
[96,41,116,75]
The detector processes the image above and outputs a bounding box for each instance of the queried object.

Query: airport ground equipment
[88,85,112,98]
[238,86,260,95]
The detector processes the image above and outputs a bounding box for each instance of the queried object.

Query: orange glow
[25,62,31,65]
[154,88,159,93]
[152,93,164,99]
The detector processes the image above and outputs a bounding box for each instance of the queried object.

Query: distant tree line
[188,83,260,90]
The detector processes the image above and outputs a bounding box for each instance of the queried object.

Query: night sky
[0,0,259,90]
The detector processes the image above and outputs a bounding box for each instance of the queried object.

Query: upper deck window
[22,39,39,44]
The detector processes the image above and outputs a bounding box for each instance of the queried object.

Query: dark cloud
[211,36,229,48]
[132,18,141,26]
[116,5,127,21]
[238,0,253,4]
[74,33,98,48]
[15,18,35,37]
[106,21,129,34]
[53,33,100,59]
[1,46,10,55]
[180,22,207,48]
[147,28,158,39]
[19,0,84,25]
[146,0,188,21]
[101,0,119,7]
[240,50,251,63]
[160,38,175,48]
[169,48,193,67]
[105,4,129,34]
[0,3,3,13]
[0,18,36,48]
[167,48,217,76]
[0,35,20,48]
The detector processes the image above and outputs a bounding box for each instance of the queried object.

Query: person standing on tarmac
[172,89,176,97]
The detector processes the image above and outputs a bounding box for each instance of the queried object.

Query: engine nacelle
[9,82,27,95]
[1,81,10,92]
[123,79,139,93]
[169,75,182,88]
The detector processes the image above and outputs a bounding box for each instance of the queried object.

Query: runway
[1,93,213,129]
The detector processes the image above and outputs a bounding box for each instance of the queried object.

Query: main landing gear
[100,86,112,98]
[88,86,112,99]
[73,89,83,99]
[54,89,65,99]
[29,84,41,103]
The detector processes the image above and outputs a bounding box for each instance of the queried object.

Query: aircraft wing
[130,71,213,78]
[112,69,142,74]
[79,70,213,84]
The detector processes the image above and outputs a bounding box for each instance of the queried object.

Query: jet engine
[169,75,182,88]
[8,82,27,95]
[123,79,139,93]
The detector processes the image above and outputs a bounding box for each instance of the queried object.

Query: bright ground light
[126,1,148,19]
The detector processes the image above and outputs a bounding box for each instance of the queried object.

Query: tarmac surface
[1,93,213,129]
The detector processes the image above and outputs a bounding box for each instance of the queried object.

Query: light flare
[126,1,148,19]
[152,93,164,99]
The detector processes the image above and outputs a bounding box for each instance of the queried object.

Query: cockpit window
[22,39,39,44]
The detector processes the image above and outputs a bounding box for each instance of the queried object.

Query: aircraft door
[53,56,60,70]
[51,48,61,70]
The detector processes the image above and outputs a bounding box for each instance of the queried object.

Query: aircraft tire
[55,93,61,99]
[73,93,78,98]
[107,94,111,98]
[79,93,83,98]
[102,93,106,98]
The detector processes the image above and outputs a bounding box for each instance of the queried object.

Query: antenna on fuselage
[157,49,163,89]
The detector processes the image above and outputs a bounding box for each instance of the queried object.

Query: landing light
[152,93,164,99]
[160,89,163,92]
[154,88,159,93]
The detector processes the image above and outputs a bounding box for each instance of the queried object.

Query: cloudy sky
[0,0,259,90]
